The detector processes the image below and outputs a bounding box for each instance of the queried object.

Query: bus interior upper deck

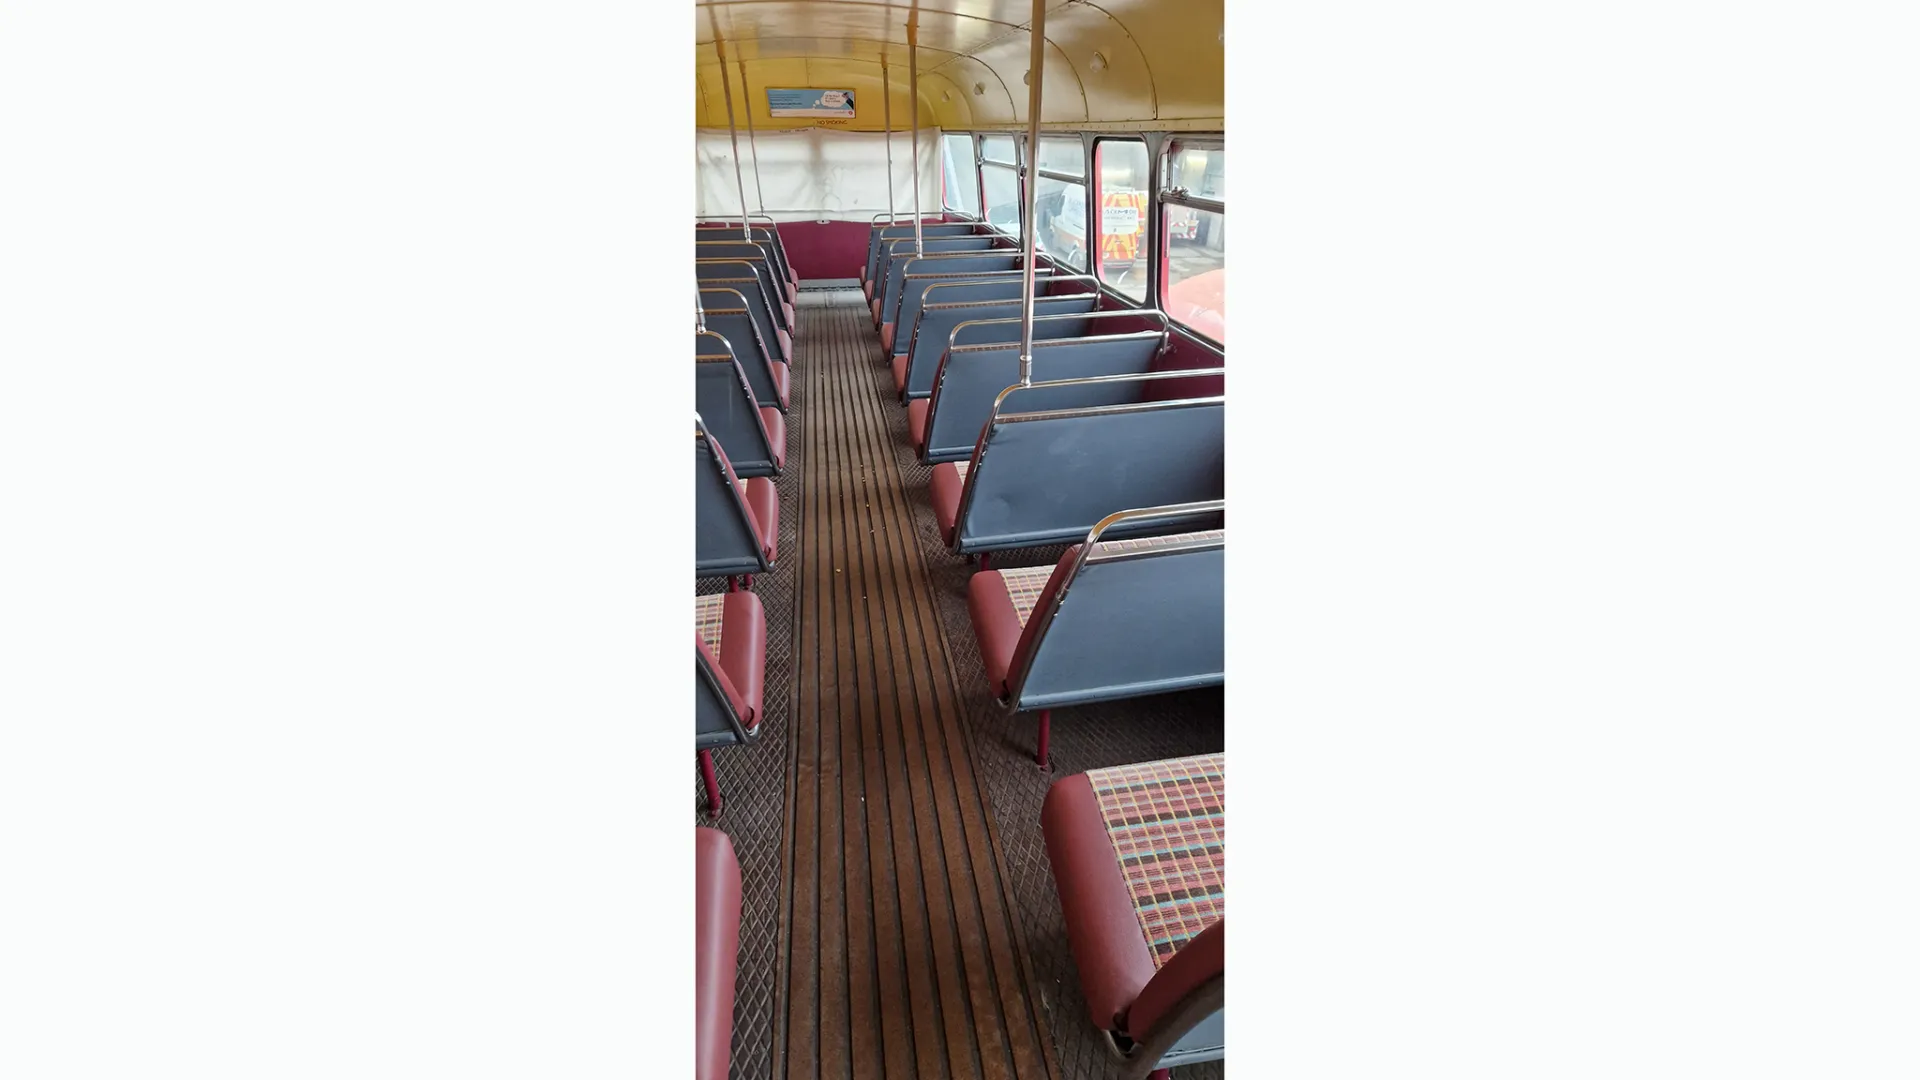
[691,2,1225,1077]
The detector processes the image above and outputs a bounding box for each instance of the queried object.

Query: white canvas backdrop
[696,127,943,224]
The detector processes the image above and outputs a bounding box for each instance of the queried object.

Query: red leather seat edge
[1041,773,1161,1030]
[965,571,1024,700]
[772,362,792,410]
[741,476,780,564]
[718,590,766,728]
[906,399,930,452]
[757,407,786,471]
[695,827,742,1080]
[930,462,965,546]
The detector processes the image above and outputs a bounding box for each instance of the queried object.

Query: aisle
[774,288,1057,1080]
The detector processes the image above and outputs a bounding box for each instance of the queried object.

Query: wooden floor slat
[778,290,1059,1080]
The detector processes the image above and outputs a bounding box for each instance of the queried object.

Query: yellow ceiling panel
[1092,0,1222,122]
[953,32,1088,124]
[693,0,1221,132]
[695,58,950,129]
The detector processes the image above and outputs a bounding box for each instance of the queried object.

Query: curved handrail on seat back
[696,638,757,750]
[871,223,990,276]
[893,266,1068,364]
[949,372,1226,554]
[950,305,1168,347]
[697,213,786,266]
[1009,503,1226,712]
[695,416,773,578]
[695,226,792,286]
[698,273,789,364]
[900,293,1096,398]
[697,287,785,412]
[696,239,789,298]
[693,334,779,478]
[874,236,1002,308]
[696,258,789,334]
[879,242,1013,326]
[950,308,1167,354]
[864,222,984,283]
[900,271,1095,356]
[919,329,1168,463]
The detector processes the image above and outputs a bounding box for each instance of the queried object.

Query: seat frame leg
[1147,1071,1171,1080]
[726,576,738,593]
[699,750,723,815]
[742,573,754,591]
[1035,709,1051,771]
[979,552,992,571]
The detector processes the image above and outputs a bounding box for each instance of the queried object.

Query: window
[1030,136,1088,270]
[940,134,979,216]
[1162,141,1225,342]
[1167,143,1225,200]
[1093,139,1150,300]
[981,162,1020,238]
[979,135,1022,235]
[1035,136,1085,177]
[1033,176,1088,269]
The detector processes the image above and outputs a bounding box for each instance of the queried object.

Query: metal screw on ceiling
[1089,51,1107,72]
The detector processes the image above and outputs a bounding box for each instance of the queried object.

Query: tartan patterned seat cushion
[695,592,726,656]
[1084,753,1225,968]
[995,563,1055,627]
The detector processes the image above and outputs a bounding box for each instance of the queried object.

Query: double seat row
[697,219,799,479]
[860,219,1227,769]
[693,216,800,1080]
[692,217,798,817]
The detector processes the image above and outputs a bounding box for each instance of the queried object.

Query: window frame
[979,156,1023,240]
[1157,135,1226,346]
[933,128,1226,358]
[939,132,983,218]
[1090,135,1151,303]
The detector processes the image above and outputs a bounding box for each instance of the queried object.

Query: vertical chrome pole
[739,59,766,213]
[1015,0,1047,385]
[909,16,922,254]
[882,56,895,225]
[695,282,706,332]
[712,35,752,240]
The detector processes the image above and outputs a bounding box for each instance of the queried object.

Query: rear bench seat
[1042,754,1226,1078]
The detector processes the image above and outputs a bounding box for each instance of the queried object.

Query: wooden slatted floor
[774,289,1059,1080]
